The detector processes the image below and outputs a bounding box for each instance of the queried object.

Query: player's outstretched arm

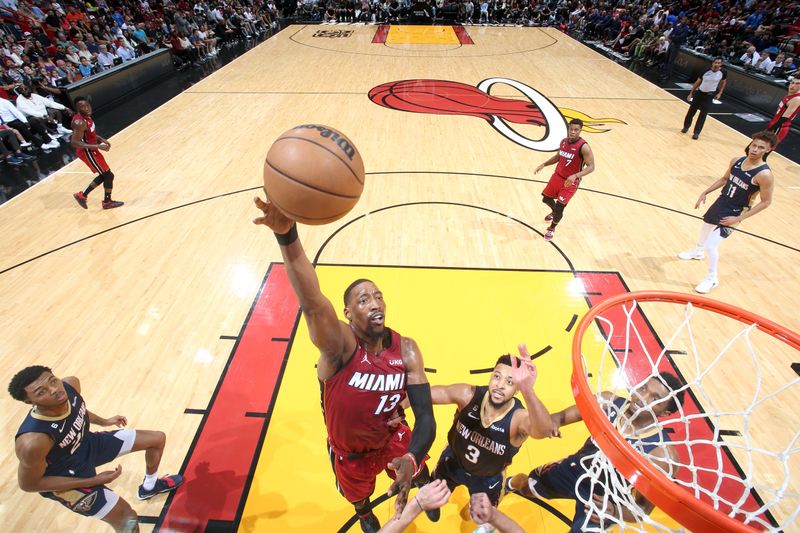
[534,153,560,173]
[253,197,354,377]
[387,336,436,514]
[377,479,451,533]
[470,492,525,533]
[510,346,551,443]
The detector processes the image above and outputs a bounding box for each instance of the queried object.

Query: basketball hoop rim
[571,290,800,533]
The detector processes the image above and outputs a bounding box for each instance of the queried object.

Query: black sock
[104,190,112,202]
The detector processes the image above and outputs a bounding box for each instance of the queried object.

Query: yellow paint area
[386,25,460,45]
[239,267,680,532]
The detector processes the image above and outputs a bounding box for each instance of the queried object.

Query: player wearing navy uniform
[9,366,183,532]
[507,373,684,533]
[253,197,436,533]
[534,118,595,241]
[678,131,777,293]
[419,345,551,530]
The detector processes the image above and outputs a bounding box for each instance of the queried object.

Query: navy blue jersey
[448,386,523,477]
[15,382,91,476]
[703,157,766,225]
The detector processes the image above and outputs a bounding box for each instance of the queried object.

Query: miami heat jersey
[448,386,523,477]
[15,382,90,476]
[72,114,98,151]
[322,329,408,454]
[768,92,800,128]
[554,137,587,178]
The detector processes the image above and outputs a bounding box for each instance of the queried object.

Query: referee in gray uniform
[682,57,727,140]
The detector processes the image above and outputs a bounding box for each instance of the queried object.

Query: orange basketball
[263,124,365,225]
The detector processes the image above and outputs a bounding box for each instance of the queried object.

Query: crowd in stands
[0,0,278,168]
[1,0,798,172]
[574,0,799,80]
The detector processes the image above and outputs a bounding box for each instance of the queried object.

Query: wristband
[403,452,419,475]
[274,223,298,246]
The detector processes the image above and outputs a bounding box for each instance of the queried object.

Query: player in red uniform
[252,197,436,533]
[766,77,800,148]
[534,118,595,242]
[70,97,123,210]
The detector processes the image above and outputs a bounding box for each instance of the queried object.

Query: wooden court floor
[0,25,798,532]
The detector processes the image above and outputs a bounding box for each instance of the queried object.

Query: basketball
[263,124,365,225]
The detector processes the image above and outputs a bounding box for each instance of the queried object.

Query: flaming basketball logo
[368,78,625,152]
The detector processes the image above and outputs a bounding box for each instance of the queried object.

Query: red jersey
[73,114,98,149]
[554,137,587,178]
[323,328,408,455]
[768,92,800,128]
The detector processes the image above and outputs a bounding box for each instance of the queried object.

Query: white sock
[696,223,715,248]
[705,228,723,279]
[142,472,158,490]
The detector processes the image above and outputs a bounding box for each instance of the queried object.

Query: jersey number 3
[375,393,401,415]
[464,444,481,464]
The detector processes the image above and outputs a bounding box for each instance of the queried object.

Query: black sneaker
[137,474,184,500]
[102,199,124,209]
[680,128,688,133]
[358,512,380,532]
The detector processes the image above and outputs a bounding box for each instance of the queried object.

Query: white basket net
[575,295,800,532]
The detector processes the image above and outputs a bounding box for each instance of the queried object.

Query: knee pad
[102,171,114,188]
[92,175,105,187]
[552,202,566,223]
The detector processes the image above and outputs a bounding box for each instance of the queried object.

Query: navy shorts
[41,429,135,518]
[703,198,745,239]
[433,446,505,506]
[528,459,598,533]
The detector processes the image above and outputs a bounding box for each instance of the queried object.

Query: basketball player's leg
[678,222,715,260]
[100,495,140,532]
[544,183,577,240]
[43,484,139,533]
[329,448,382,532]
[73,151,122,209]
[695,226,727,293]
[126,429,183,499]
[541,174,562,221]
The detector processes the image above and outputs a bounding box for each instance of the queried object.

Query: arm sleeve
[406,382,436,465]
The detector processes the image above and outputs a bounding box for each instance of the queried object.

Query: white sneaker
[694,275,719,294]
[48,133,60,141]
[678,248,704,260]
[20,141,31,147]
[57,125,72,135]
[45,140,61,149]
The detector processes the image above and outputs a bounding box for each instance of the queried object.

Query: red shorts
[77,149,110,174]
[328,423,426,503]
[542,172,580,205]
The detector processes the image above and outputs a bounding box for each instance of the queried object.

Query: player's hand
[549,412,562,438]
[719,215,740,226]
[510,345,537,390]
[469,492,495,524]
[98,142,110,151]
[565,175,576,188]
[687,93,693,102]
[386,455,415,514]
[534,164,544,174]
[94,465,122,485]
[414,479,451,511]
[694,193,706,209]
[253,196,294,233]
[103,415,127,427]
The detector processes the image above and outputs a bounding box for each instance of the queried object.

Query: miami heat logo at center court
[369,78,625,151]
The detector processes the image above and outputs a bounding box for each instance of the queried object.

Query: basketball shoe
[543,229,554,241]
[137,474,184,500]
[358,512,380,532]
[677,247,704,260]
[694,275,719,294]
[102,199,124,209]
[73,191,88,209]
